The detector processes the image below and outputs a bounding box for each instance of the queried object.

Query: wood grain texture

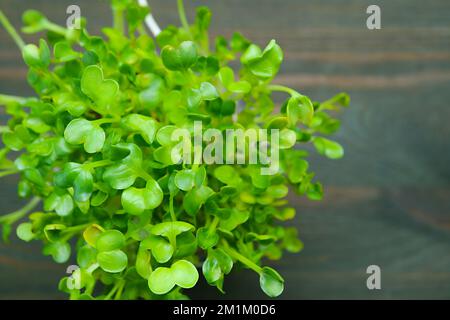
[1,0,450,299]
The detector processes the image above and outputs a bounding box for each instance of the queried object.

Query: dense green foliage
[0,0,348,299]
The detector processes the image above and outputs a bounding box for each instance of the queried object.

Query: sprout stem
[169,194,177,221]
[0,169,18,178]
[83,159,113,170]
[177,0,191,37]
[222,240,262,274]
[267,84,300,97]
[45,22,68,36]
[0,93,28,105]
[0,197,41,225]
[0,126,11,133]
[208,215,219,233]
[113,7,124,34]
[0,10,25,50]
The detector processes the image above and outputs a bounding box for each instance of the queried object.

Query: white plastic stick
[137,0,161,36]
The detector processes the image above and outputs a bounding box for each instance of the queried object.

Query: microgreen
[0,0,348,300]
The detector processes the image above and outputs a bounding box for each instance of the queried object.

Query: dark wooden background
[1,0,450,299]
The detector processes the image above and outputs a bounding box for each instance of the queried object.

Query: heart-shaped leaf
[103,143,143,190]
[121,114,158,145]
[161,41,198,71]
[141,235,174,263]
[64,118,105,153]
[242,40,283,79]
[183,185,214,216]
[121,178,163,215]
[151,221,195,241]
[43,241,71,263]
[81,65,120,115]
[171,259,199,289]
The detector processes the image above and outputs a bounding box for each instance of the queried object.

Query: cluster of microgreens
[0,0,348,299]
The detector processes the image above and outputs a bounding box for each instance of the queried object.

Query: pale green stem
[0,126,11,133]
[222,240,262,274]
[61,223,92,241]
[208,215,219,233]
[0,197,41,225]
[83,159,113,170]
[114,281,125,300]
[92,118,120,126]
[113,7,124,34]
[169,194,177,222]
[104,281,121,300]
[0,169,18,178]
[177,0,191,37]
[0,93,28,105]
[0,10,25,50]
[46,22,68,36]
[267,84,300,97]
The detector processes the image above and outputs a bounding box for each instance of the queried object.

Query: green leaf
[219,67,251,94]
[183,185,214,216]
[202,248,233,289]
[44,192,74,216]
[259,267,284,298]
[64,118,105,153]
[196,227,219,250]
[219,209,249,231]
[188,82,219,109]
[81,65,120,115]
[279,129,297,149]
[151,221,195,240]
[97,249,128,273]
[22,10,48,34]
[136,246,152,279]
[103,143,142,190]
[121,178,163,215]
[141,235,174,264]
[156,125,178,146]
[54,42,80,62]
[43,241,71,263]
[121,114,158,145]
[213,166,241,186]
[148,266,175,295]
[287,96,314,126]
[83,224,104,247]
[139,75,166,110]
[16,222,34,242]
[22,40,50,69]
[171,259,199,289]
[242,40,283,79]
[174,169,195,191]
[313,137,344,159]
[96,230,126,252]
[161,41,198,71]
